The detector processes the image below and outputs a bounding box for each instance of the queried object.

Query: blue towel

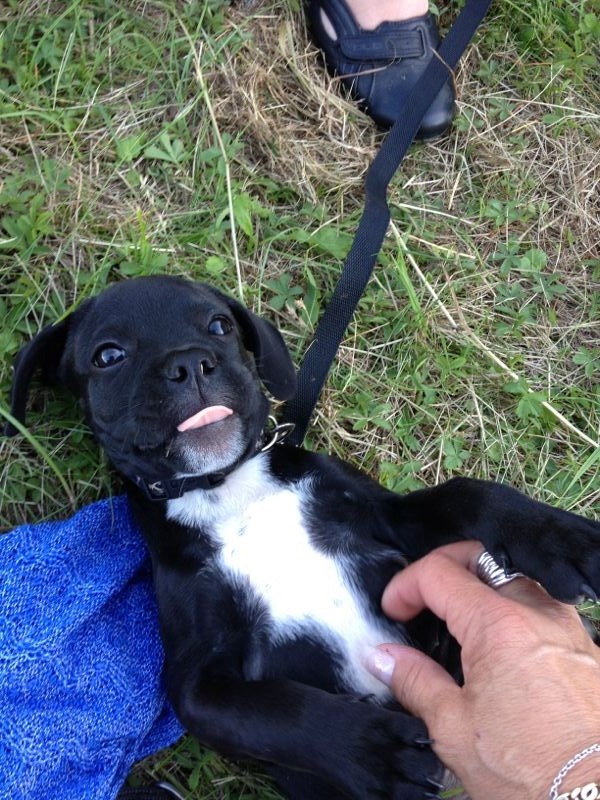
[0,495,185,800]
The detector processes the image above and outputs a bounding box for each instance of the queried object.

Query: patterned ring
[476,550,526,589]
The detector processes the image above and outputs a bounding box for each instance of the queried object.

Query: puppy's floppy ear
[4,316,72,436]
[225,296,297,401]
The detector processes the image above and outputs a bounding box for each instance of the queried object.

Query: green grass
[1,0,599,796]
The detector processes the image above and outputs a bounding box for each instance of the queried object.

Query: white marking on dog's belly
[214,483,399,698]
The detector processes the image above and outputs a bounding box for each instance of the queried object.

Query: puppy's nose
[163,350,216,383]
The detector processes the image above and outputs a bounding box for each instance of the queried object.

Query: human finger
[366,643,460,723]
[381,541,504,645]
[382,541,585,642]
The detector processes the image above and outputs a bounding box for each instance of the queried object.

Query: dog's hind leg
[171,674,441,800]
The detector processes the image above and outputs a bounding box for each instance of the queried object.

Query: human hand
[367,541,600,800]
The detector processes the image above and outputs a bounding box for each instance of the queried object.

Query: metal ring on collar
[476,550,526,589]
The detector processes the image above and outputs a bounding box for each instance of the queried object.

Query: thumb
[366,644,459,723]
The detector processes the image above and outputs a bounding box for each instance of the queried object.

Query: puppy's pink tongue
[177,406,233,432]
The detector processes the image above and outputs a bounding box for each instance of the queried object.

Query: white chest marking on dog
[167,454,400,698]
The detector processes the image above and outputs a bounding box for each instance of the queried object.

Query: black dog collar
[133,471,228,501]
[132,417,295,502]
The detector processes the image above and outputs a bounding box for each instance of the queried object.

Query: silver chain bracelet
[549,744,600,800]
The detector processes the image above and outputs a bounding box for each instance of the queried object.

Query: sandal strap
[339,27,426,61]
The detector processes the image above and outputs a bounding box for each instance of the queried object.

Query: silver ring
[476,550,526,589]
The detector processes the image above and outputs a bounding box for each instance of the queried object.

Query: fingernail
[365,647,396,687]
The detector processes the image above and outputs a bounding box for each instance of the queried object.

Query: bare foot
[320,0,428,39]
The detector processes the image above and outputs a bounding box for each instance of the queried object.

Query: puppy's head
[7,275,296,488]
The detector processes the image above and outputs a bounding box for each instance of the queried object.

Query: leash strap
[283,0,492,445]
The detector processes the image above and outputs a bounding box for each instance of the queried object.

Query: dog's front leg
[171,674,441,799]
[381,476,600,602]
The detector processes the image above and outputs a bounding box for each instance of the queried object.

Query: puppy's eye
[208,316,232,336]
[93,345,127,368]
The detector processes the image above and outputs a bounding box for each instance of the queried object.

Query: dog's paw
[488,496,600,604]
[336,703,442,799]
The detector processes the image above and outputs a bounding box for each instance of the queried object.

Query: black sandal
[308,0,455,137]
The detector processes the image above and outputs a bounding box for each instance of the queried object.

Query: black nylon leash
[283,0,493,445]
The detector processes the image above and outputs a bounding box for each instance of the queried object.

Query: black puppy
[7,275,600,799]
